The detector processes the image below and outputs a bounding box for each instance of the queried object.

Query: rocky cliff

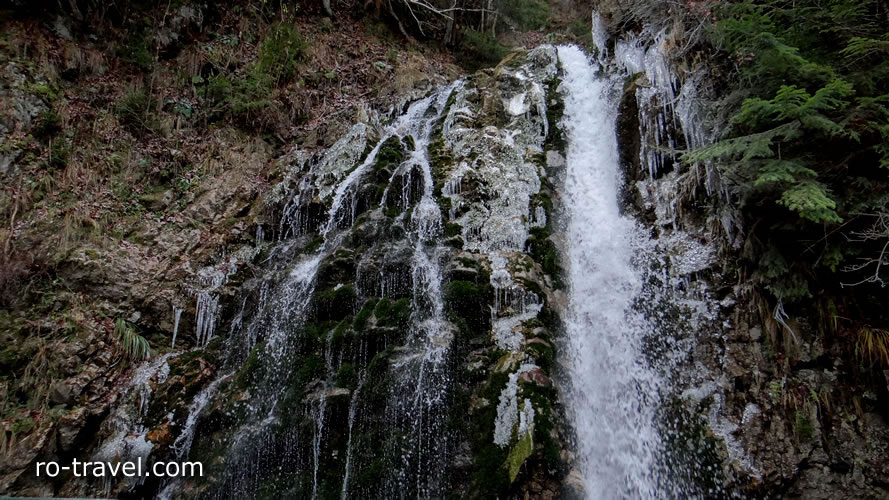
[2,1,889,499]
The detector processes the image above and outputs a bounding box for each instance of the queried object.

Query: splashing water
[557,45,665,498]
[385,82,459,497]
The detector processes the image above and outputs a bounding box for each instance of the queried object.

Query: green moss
[10,416,36,434]
[524,340,553,371]
[517,378,560,470]
[530,192,552,223]
[445,236,464,249]
[374,136,405,172]
[527,226,562,287]
[428,136,454,188]
[30,83,59,102]
[445,281,491,336]
[313,285,357,321]
[468,369,512,496]
[505,426,534,482]
[353,298,378,331]
[437,196,452,215]
[402,134,415,151]
[301,235,324,254]
[544,74,566,153]
[332,318,350,344]
[304,320,341,341]
[336,363,358,389]
[794,409,814,442]
[444,222,462,237]
[295,355,324,396]
[373,297,411,328]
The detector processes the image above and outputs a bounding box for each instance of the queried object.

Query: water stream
[557,45,664,498]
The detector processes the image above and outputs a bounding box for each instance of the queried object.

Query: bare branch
[841,212,889,288]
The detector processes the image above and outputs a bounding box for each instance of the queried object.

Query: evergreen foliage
[686,0,889,301]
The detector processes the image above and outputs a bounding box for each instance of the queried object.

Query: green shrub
[116,89,157,133]
[257,23,308,82]
[685,0,889,302]
[119,33,153,71]
[501,0,549,31]
[33,110,62,138]
[459,30,510,70]
[229,68,276,115]
[45,138,70,171]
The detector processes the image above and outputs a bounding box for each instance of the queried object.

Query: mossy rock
[316,250,357,291]
[374,135,405,172]
[335,363,358,389]
[526,226,562,287]
[234,342,266,389]
[544,74,566,153]
[444,222,462,237]
[312,285,358,321]
[445,235,464,249]
[445,281,491,337]
[429,136,455,191]
[506,428,534,483]
[372,297,411,328]
[353,298,378,331]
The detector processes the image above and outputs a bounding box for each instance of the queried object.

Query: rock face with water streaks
[18,46,572,499]
[594,9,889,498]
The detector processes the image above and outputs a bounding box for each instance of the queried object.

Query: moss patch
[313,285,358,321]
[445,281,491,335]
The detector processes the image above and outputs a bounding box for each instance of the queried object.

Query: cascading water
[171,84,463,499]
[557,45,665,498]
[93,39,731,500]
[383,83,457,496]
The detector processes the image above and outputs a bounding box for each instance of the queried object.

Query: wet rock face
[597,12,889,498]
[12,47,569,499]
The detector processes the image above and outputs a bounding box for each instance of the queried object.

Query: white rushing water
[557,45,664,498]
[385,82,459,497]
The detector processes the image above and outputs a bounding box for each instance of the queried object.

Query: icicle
[171,306,182,349]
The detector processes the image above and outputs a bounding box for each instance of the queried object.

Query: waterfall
[557,45,664,498]
[189,83,462,499]
[385,82,457,496]
[340,370,366,499]
[121,41,725,500]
